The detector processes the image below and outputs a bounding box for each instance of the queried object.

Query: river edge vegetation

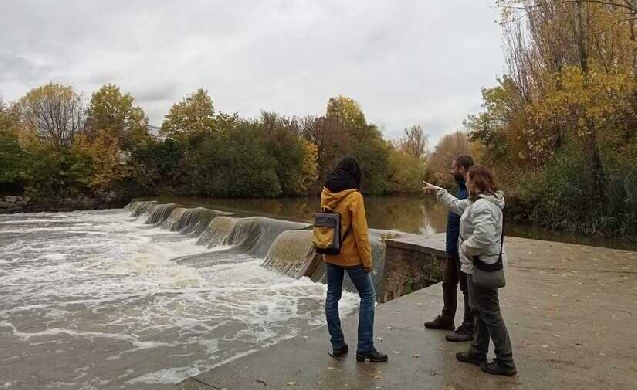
[1,1,636,240]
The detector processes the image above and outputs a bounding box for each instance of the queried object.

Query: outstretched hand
[422,181,438,194]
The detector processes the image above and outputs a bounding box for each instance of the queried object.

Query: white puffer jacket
[435,187,506,274]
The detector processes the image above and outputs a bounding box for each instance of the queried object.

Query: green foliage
[187,121,281,198]
[24,143,92,199]
[0,130,25,184]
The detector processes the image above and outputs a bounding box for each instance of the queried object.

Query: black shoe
[481,361,517,376]
[356,348,388,363]
[446,323,474,342]
[424,315,454,330]
[456,351,486,366]
[330,343,348,358]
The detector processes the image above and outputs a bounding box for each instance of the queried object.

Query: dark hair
[468,166,497,198]
[334,156,362,187]
[455,155,475,170]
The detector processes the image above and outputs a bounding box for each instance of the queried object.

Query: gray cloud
[0,0,505,145]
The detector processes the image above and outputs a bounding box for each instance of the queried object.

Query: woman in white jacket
[424,166,516,376]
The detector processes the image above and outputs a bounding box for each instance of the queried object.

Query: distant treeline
[0,85,431,204]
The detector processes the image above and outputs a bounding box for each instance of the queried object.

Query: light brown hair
[468,166,497,199]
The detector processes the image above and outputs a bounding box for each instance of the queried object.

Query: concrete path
[178,237,637,390]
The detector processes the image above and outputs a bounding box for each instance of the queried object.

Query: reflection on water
[153,195,637,251]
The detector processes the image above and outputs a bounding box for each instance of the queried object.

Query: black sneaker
[481,361,517,376]
[356,348,388,363]
[456,351,486,366]
[424,315,454,331]
[330,343,348,358]
[446,323,474,342]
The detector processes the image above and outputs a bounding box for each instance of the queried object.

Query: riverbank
[0,194,130,213]
[178,235,637,390]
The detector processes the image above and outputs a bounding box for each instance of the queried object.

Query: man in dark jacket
[424,155,475,342]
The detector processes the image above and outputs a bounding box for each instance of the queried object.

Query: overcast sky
[0,0,505,144]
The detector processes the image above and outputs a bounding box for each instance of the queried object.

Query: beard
[453,172,465,182]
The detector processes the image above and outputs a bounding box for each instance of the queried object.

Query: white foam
[0,208,359,388]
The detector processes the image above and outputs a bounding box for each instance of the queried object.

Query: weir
[145,203,178,224]
[161,207,187,229]
[197,216,238,247]
[126,200,445,303]
[223,217,310,258]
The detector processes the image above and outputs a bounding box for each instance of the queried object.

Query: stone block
[0,201,13,208]
[5,196,17,203]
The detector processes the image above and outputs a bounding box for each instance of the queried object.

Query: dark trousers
[442,256,473,327]
[468,275,516,369]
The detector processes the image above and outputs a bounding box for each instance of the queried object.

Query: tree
[326,95,366,129]
[160,88,215,139]
[427,132,471,187]
[18,83,85,147]
[74,130,132,196]
[85,84,150,151]
[397,125,428,161]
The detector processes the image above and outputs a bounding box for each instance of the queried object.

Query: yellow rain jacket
[319,187,372,268]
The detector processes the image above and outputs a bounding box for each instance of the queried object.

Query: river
[0,195,632,389]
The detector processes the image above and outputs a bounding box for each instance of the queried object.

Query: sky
[0,0,505,144]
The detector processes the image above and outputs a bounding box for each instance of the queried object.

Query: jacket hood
[476,191,505,209]
[324,168,359,193]
[321,188,358,211]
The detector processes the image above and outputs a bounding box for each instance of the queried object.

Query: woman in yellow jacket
[320,156,387,363]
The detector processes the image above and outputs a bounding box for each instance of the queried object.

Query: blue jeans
[325,263,376,353]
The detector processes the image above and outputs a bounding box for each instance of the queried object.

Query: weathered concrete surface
[178,235,637,390]
[379,235,446,302]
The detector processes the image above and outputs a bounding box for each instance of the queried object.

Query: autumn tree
[427,132,471,187]
[85,84,150,151]
[160,88,215,139]
[18,83,85,147]
[397,125,428,161]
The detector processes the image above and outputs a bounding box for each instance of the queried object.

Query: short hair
[455,155,474,170]
[468,166,497,197]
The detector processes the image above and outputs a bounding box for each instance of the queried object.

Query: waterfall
[145,203,178,224]
[263,230,317,278]
[223,217,310,258]
[130,200,158,217]
[161,207,187,229]
[124,200,390,292]
[197,216,238,247]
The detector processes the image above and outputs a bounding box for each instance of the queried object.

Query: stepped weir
[125,200,446,301]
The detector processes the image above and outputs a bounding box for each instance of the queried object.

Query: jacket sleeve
[351,193,372,268]
[461,201,497,257]
[435,187,470,216]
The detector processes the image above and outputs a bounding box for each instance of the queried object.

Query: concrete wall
[378,234,447,303]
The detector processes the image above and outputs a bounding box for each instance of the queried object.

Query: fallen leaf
[327,367,336,370]
[377,337,383,342]
[287,381,297,386]
[386,326,393,330]
[413,353,420,358]
[373,375,382,379]
[542,345,549,348]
